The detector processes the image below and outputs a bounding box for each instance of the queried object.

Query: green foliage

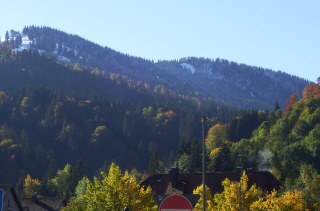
[75,176,89,198]
[285,164,320,210]
[129,168,143,183]
[232,94,320,185]
[52,164,73,198]
[227,109,269,144]
[176,138,202,173]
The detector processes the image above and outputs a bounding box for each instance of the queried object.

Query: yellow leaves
[208,147,221,170]
[143,106,178,126]
[193,185,216,211]
[91,126,108,138]
[77,99,91,107]
[250,190,308,211]
[21,97,29,108]
[142,106,154,118]
[23,174,41,197]
[0,139,13,148]
[215,178,242,211]
[69,162,157,211]
[166,110,178,122]
[206,123,228,151]
[192,171,309,211]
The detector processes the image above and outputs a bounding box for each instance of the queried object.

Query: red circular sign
[159,194,193,211]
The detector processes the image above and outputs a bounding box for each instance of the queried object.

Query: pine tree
[148,150,161,174]
[5,30,9,44]
[190,138,201,172]
[70,160,86,193]
[15,176,25,196]
[274,101,281,111]
[40,159,58,197]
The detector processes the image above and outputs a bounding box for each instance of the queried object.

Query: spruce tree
[71,159,86,191]
[5,30,9,44]
[148,150,161,175]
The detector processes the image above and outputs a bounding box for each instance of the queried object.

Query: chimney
[169,167,179,189]
[31,193,37,202]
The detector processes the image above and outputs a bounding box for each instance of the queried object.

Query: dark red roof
[141,170,282,195]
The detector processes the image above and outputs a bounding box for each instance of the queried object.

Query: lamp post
[202,116,212,211]
[238,155,244,211]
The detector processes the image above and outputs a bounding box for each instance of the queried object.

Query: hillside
[4,26,311,110]
[0,46,242,184]
[1,26,319,206]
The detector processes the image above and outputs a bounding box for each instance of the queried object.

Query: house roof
[20,196,67,211]
[140,170,282,195]
[0,184,24,210]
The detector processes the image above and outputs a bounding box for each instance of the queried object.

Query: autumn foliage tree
[23,174,41,197]
[206,123,228,151]
[214,171,261,211]
[193,171,310,211]
[63,163,157,211]
[284,93,298,115]
[193,185,216,211]
[250,190,308,211]
[303,77,320,99]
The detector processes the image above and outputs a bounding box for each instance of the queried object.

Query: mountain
[1,27,319,203]
[0,45,242,184]
[4,26,310,110]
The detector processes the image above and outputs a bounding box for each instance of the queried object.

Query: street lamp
[202,116,211,211]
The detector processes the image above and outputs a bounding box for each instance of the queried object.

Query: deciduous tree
[63,162,157,211]
[303,83,320,99]
[284,93,298,115]
[23,174,41,197]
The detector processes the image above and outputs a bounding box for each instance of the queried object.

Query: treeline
[1,30,22,48]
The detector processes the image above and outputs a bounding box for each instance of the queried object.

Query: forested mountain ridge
[5,26,310,110]
[1,26,320,209]
[0,45,240,185]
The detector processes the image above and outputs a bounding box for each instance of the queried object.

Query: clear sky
[1,0,319,82]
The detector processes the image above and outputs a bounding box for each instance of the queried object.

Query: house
[0,185,67,211]
[0,184,24,211]
[140,167,282,195]
[20,194,67,211]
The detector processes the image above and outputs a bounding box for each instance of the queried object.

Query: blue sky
[1,0,319,82]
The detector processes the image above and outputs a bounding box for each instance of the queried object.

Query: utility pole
[202,116,212,211]
[202,116,206,211]
[239,155,244,211]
